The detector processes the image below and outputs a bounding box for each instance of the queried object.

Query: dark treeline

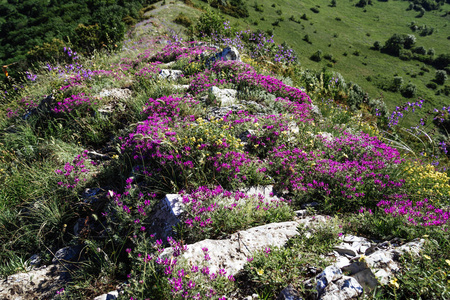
[0,0,153,74]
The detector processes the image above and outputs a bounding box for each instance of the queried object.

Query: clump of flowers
[179,185,294,242]
[268,130,405,212]
[51,93,96,114]
[377,196,449,227]
[54,150,97,189]
[402,161,450,203]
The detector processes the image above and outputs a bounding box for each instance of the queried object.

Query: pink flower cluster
[377,197,449,227]
[51,93,95,114]
[55,150,95,189]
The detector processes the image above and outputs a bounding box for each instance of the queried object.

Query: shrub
[372,41,381,50]
[310,50,323,62]
[195,8,225,36]
[355,0,372,7]
[174,13,193,27]
[382,34,416,56]
[303,34,311,44]
[421,65,430,72]
[433,54,450,70]
[253,1,264,12]
[399,49,413,61]
[413,46,427,55]
[323,53,333,61]
[392,76,404,92]
[401,82,417,98]
[310,7,320,13]
[434,70,448,85]
[347,82,366,109]
[426,82,438,89]
[404,34,416,49]
[417,7,425,17]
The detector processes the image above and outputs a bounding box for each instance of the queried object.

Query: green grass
[190,0,450,126]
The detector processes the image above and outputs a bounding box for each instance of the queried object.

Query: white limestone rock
[94,290,119,300]
[159,69,183,81]
[211,86,237,106]
[98,88,132,100]
[320,276,363,300]
[160,221,301,275]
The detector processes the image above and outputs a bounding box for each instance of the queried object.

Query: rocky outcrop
[0,265,69,300]
[160,220,303,275]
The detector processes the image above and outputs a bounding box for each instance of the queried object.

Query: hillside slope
[0,3,449,299]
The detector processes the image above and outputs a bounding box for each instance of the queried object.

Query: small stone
[333,245,358,257]
[395,238,424,256]
[316,265,343,295]
[52,245,83,264]
[98,88,131,100]
[352,268,378,292]
[28,254,41,269]
[374,269,391,285]
[206,46,241,66]
[343,235,366,243]
[332,256,350,269]
[277,284,302,300]
[211,86,237,106]
[159,69,183,80]
[321,276,363,300]
[147,194,184,241]
[94,290,119,300]
[294,210,308,218]
[173,84,190,90]
[341,261,367,275]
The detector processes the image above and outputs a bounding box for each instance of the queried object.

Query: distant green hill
[190,0,450,125]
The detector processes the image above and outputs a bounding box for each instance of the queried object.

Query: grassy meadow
[190,0,450,125]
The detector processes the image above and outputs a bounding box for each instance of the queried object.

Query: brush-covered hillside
[0,1,449,299]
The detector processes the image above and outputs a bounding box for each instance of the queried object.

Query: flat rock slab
[98,88,132,100]
[0,265,68,300]
[161,221,303,275]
